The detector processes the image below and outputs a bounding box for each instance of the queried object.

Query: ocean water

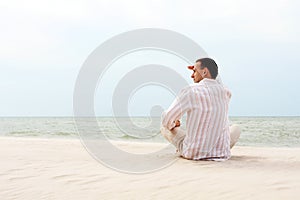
[0,117,299,147]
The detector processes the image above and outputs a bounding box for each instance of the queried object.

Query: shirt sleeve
[161,87,192,130]
[224,87,232,99]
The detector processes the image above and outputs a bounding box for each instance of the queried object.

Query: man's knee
[160,127,174,142]
[230,124,241,148]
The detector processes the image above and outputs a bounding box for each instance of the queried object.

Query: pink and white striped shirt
[162,78,232,160]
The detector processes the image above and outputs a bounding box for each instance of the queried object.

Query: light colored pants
[229,125,241,148]
[160,124,241,152]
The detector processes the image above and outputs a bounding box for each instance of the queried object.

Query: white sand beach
[0,137,299,200]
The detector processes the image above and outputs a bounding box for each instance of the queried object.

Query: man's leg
[230,124,241,149]
[160,127,186,153]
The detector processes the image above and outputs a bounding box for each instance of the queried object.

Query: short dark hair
[195,58,218,79]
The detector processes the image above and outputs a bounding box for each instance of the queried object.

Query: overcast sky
[0,0,299,116]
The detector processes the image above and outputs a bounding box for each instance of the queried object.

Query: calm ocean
[0,117,299,147]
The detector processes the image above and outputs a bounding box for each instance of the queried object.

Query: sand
[0,137,299,200]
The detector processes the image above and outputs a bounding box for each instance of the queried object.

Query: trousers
[160,124,241,153]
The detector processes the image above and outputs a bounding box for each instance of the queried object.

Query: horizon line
[0,115,299,118]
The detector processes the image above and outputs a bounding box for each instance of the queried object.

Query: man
[161,58,241,160]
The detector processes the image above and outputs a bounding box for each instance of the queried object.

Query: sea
[0,117,299,147]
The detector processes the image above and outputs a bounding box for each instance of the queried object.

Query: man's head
[189,58,218,83]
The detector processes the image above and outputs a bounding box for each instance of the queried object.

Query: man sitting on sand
[161,58,241,160]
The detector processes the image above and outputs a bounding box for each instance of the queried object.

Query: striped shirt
[161,78,232,160]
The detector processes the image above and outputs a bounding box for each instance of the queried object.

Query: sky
[0,0,299,117]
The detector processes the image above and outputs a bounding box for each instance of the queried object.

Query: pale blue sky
[0,0,299,116]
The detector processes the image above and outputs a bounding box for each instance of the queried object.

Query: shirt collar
[202,78,218,84]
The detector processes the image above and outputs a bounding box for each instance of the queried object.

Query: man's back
[183,78,231,159]
[162,78,231,160]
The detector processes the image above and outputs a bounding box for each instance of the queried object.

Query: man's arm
[161,88,191,130]
[224,87,232,99]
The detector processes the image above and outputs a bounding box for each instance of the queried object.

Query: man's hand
[187,65,194,70]
[175,120,181,127]
[170,120,181,131]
